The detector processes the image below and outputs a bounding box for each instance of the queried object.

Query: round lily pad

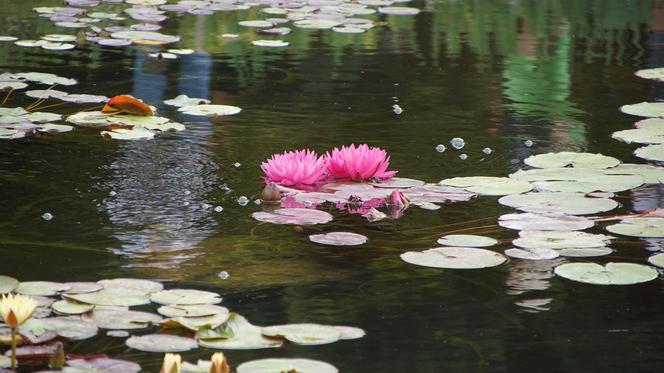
[110,30,179,43]
[252,40,289,47]
[198,313,282,350]
[252,208,333,225]
[63,282,103,294]
[87,308,162,329]
[621,102,664,118]
[332,325,365,340]
[648,253,664,268]
[52,300,95,315]
[378,6,420,15]
[157,304,229,318]
[554,262,658,285]
[294,19,342,29]
[65,357,141,373]
[635,67,664,81]
[531,175,644,193]
[634,144,664,162]
[504,248,559,260]
[439,176,533,195]
[64,288,151,307]
[0,82,27,90]
[97,278,163,294]
[178,104,241,116]
[523,152,620,169]
[40,317,98,340]
[371,177,425,188]
[239,20,274,28]
[513,231,612,250]
[163,94,210,107]
[150,289,222,305]
[237,358,338,373]
[606,217,664,238]
[612,126,664,145]
[309,232,367,246]
[558,247,613,257]
[102,127,155,140]
[498,213,594,231]
[16,281,70,296]
[436,234,498,247]
[262,324,341,345]
[0,275,19,294]
[602,163,664,184]
[126,334,198,352]
[498,192,618,215]
[162,312,230,331]
[400,247,507,269]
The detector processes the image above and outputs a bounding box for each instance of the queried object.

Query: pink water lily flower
[261,149,327,187]
[325,144,398,181]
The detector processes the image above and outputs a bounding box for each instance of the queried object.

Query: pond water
[1,0,664,371]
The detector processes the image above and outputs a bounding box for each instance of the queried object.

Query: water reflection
[505,258,566,312]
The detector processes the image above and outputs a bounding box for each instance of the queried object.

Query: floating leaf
[87,308,162,329]
[620,102,664,118]
[648,253,664,268]
[513,230,612,250]
[252,208,333,225]
[531,175,644,193]
[252,40,289,47]
[498,192,618,215]
[162,312,230,331]
[612,125,664,145]
[400,247,507,269]
[126,334,198,352]
[64,288,151,307]
[439,176,533,195]
[178,104,241,116]
[0,356,9,369]
[635,67,664,81]
[65,358,141,373]
[371,177,425,189]
[164,94,210,107]
[602,163,664,183]
[101,127,155,140]
[167,48,194,55]
[150,289,222,305]
[149,52,178,59]
[12,72,77,85]
[52,300,94,315]
[40,41,75,50]
[504,248,559,260]
[239,20,274,28]
[236,358,338,373]
[558,247,612,257]
[634,144,664,162]
[39,316,99,340]
[198,313,282,350]
[332,26,366,33]
[0,82,27,90]
[0,275,19,294]
[498,213,594,231]
[333,325,365,340]
[554,262,658,285]
[110,30,179,44]
[309,232,367,246]
[158,304,229,318]
[605,217,664,238]
[378,6,421,15]
[262,323,341,345]
[294,19,342,29]
[523,152,620,169]
[16,281,69,296]
[436,234,497,247]
[63,282,103,294]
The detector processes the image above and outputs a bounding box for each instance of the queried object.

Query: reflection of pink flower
[325,144,397,181]
[387,190,410,208]
[261,149,327,186]
[335,197,385,215]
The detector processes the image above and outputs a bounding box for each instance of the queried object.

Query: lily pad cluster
[66,110,184,140]
[0,107,72,139]
[0,276,362,371]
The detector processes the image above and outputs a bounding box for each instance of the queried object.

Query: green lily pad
[150,289,222,305]
[523,152,620,169]
[63,282,103,294]
[554,262,658,285]
[621,102,664,118]
[64,288,151,307]
[16,281,69,296]
[498,192,618,215]
[436,234,497,247]
[101,127,155,140]
[558,247,613,257]
[252,40,289,47]
[0,82,27,90]
[333,325,365,340]
[531,175,644,193]
[635,67,664,81]
[178,104,242,116]
[504,248,559,260]
[237,358,338,373]
[400,247,507,269]
[239,20,274,28]
[157,304,229,318]
[602,163,664,183]
[182,360,213,373]
[52,300,94,315]
[164,94,210,107]
[12,72,77,86]
[110,31,179,44]
[126,334,198,352]
[612,126,664,145]
[648,253,664,268]
[606,217,664,238]
[87,308,162,329]
[197,313,283,350]
[634,144,664,162]
[162,312,230,332]
[261,323,341,345]
[39,316,98,340]
[294,19,342,29]
[309,232,367,246]
[98,278,163,294]
[438,176,533,195]
[0,275,19,293]
[498,213,594,231]
[513,230,613,249]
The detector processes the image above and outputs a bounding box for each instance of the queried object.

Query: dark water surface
[2,0,664,371]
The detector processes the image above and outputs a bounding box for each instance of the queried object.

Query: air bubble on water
[41,212,53,221]
[233,162,241,168]
[217,271,230,280]
[254,199,262,205]
[392,104,403,115]
[183,201,190,206]
[201,203,211,209]
[459,153,468,160]
[303,200,313,208]
[482,147,492,154]
[237,196,249,206]
[214,206,224,212]
[109,191,117,196]
[435,144,446,153]
[450,137,465,149]
[184,190,191,196]
[524,140,534,147]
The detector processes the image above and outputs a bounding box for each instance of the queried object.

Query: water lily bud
[261,182,282,203]
[0,294,37,328]
[49,341,65,368]
[387,190,410,208]
[209,352,230,373]
[161,353,182,373]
